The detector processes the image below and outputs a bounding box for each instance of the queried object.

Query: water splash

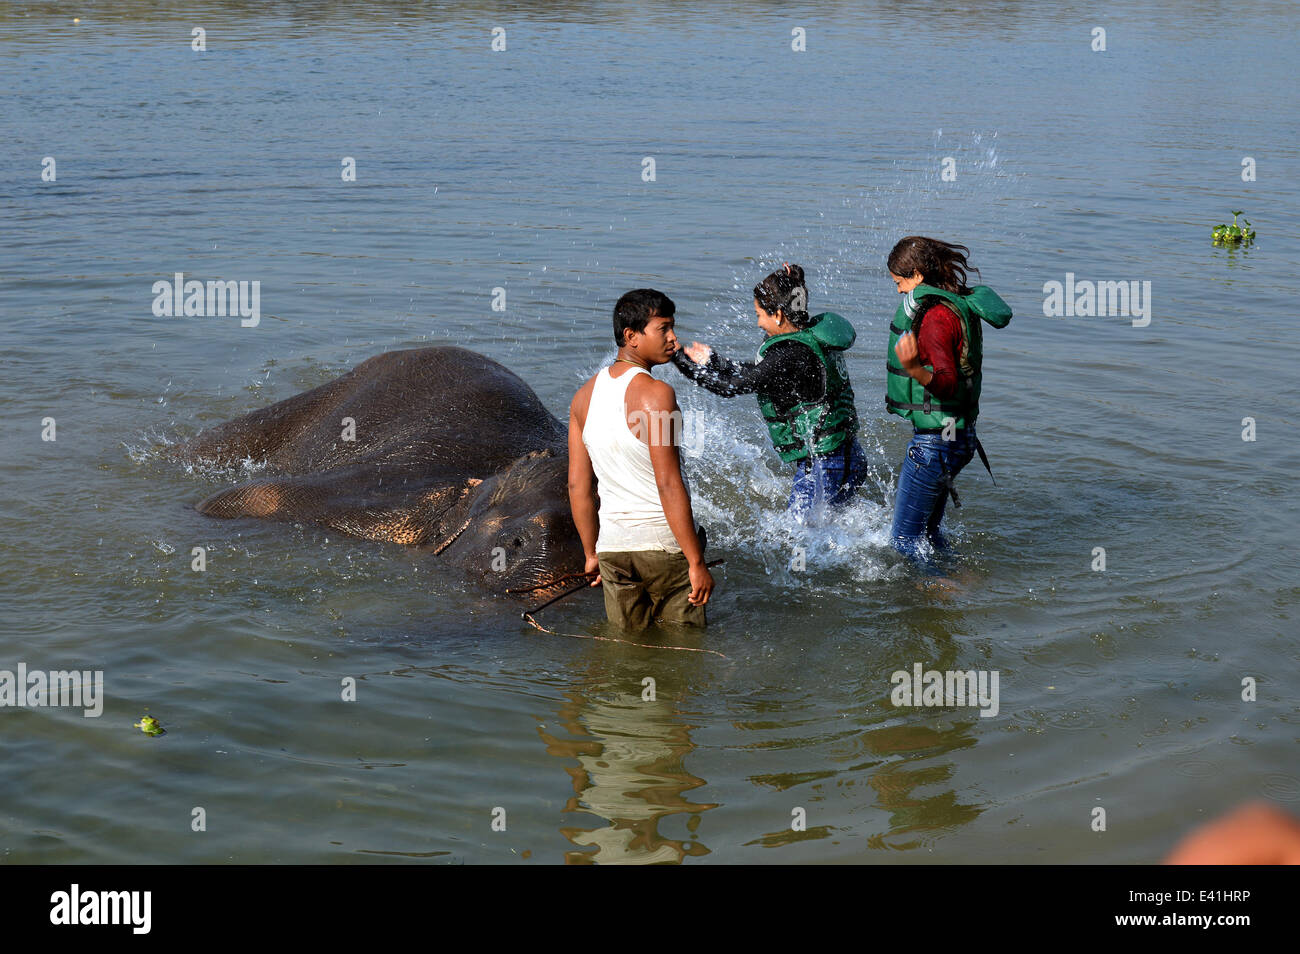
[676,387,906,589]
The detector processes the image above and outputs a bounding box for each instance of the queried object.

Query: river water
[2,0,1297,863]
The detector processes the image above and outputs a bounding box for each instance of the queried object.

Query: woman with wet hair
[673,263,868,519]
[884,236,1011,565]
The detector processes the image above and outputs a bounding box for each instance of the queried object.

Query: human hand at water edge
[584,552,601,587]
[684,342,711,364]
[1165,800,1300,864]
[688,561,713,606]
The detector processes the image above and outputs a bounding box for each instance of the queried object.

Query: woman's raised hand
[684,341,712,364]
[893,331,920,369]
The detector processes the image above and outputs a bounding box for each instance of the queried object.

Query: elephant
[177,346,587,600]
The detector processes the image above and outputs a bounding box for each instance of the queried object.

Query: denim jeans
[890,425,978,563]
[788,437,870,519]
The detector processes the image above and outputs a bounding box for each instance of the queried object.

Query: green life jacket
[885,285,1011,432]
[756,312,859,462]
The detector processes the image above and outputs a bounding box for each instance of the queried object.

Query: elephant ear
[196,463,484,547]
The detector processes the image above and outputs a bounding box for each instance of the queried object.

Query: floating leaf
[134,715,165,737]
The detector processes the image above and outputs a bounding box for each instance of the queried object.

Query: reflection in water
[860,722,983,850]
[743,717,984,851]
[742,629,985,853]
[541,678,715,864]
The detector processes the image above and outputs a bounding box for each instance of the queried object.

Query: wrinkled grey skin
[177,347,586,600]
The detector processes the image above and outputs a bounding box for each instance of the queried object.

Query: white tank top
[582,365,686,553]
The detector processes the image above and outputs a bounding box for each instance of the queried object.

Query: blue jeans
[788,438,870,519]
[890,425,978,564]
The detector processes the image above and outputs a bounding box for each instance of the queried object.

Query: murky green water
[2,0,1297,863]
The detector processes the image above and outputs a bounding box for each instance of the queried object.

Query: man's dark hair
[613,289,675,346]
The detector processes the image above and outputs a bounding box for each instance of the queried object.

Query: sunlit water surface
[1,0,1297,863]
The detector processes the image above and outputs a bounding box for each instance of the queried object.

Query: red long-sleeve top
[915,303,963,399]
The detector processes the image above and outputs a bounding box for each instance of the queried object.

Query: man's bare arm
[634,377,713,606]
[567,383,601,586]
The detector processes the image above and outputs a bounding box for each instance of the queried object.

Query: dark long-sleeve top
[672,340,825,416]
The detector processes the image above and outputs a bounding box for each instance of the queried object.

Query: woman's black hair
[753,263,811,328]
[887,237,980,294]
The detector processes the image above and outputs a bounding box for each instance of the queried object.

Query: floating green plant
[134,715,165,737]
[1212,211,1255,246]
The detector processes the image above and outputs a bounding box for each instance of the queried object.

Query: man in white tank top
[568,289,713,631]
